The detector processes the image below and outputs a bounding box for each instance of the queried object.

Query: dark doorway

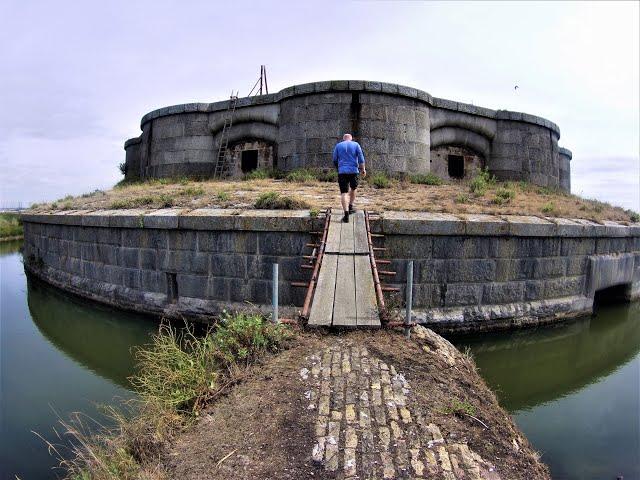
[594,283,632,307]
[241,150,259,173]
[448,155,464,178]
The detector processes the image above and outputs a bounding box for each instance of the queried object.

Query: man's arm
[332,145,339,170]
[357,144,366,176]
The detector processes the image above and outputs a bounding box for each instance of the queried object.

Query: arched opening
[593,283,632,307]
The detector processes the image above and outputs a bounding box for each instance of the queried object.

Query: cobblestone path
[301,342,501,480]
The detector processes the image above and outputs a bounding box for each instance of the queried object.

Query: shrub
[181,186,204,197]
[469,169,495,196]
[317,169,338,183]
[628,210,640,222]
[285,168,317,183]
[455,193,469,204]
[491,187,515,205]
[254,191,309,209]
[118,162,127,176]
[0,213,23,239]
[541,201,556,214]
[244,169,272,181]
[132,314,290,412]
[309,208,319,218]
[409,173,443,186]
[370,172,391,189]
[216,191,230,202]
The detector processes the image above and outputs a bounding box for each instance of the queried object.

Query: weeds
[254,191,309,209]
[409,173,443,186]
[628,210,640,222]
[216,191,230,202]
[285,168,318,183]
[181,186,204,197]
[0,213,23,239]
[370,172,391,189]
[455,193,470,204]
[491,187,515,205]
[541,201,556,214]
[309,208,319,218]
[244,169,272,181]
[469,169,495,196]
[53,313,291,479]
[442,398,477,417]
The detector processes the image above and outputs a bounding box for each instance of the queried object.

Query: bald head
[343,133,353,141]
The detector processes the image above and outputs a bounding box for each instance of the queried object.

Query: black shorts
[338,173,359,194]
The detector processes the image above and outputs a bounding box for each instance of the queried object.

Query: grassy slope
[27,169,639,223]
[0,212,23,239]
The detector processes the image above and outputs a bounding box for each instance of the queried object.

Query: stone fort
[123,80,572,192]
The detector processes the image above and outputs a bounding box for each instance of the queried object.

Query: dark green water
[0,241,156,480]
[453,303,640,480]
[1,240,639,479]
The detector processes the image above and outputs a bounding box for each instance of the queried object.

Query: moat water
[1,240,638,479]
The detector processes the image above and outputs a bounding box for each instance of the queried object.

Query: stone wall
[23,209,638,331]
[375,212,640,332]
[123,81,573,192]
[21,210,315,321]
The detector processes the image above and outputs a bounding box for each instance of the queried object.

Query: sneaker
[342,213,349,223]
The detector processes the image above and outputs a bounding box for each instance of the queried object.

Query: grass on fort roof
[28,168,640,223]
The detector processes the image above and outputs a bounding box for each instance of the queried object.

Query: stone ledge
[411,295,594,333]
[21,209,640,237]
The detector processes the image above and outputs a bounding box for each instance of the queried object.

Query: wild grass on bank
[254,191,309,209]
[0,212,23,239]
[47,313,291,479]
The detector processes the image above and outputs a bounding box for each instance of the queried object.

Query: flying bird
[514,85,519,90]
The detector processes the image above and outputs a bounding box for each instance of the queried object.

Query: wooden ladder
[213,92,239,178]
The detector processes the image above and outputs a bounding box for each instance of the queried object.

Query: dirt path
[162,329,549,480]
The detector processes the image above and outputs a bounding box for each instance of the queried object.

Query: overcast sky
[1,0,638,210]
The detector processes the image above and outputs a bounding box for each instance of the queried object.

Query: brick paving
[302,341,501,480]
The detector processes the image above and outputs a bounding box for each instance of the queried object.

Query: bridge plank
[338,215,355,254]
[324,215,342,254]
[332,254,357,327]
[308,253,338,326]
[353,212,369,254]
[354,255,379,326]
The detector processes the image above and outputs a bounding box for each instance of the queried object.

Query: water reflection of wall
[26,275,155,389]
[454,303,640,411]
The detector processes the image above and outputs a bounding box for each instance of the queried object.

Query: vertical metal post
[405,260,413,338]
[272,263,279,323]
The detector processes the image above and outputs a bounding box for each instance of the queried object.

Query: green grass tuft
[408,173,443,186]
[370,172,391,189]
[254,191,309,209]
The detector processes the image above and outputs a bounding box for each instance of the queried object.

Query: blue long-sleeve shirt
[332,140,365,174]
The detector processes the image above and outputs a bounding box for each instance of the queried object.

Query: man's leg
[349,188,356,212]
[341,192,350,212]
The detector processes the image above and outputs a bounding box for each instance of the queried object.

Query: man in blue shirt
[332,133,367,223]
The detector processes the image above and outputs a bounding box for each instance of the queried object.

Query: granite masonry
[123,81,573,192]
[21,210,639,332]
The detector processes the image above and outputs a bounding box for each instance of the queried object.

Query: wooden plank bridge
[307,211,382,328]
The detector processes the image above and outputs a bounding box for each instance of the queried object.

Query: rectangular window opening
[448,155,464,179]
[166,272,178,303]
[241,150,259,173]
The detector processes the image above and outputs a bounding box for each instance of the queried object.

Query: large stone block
[445,259,496,283]
[482,282,525,304]
[432,236,491,259]
[197,231,258,254]
[210,253,247,278]
[544,276,585,299]
[119,248,140,269]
